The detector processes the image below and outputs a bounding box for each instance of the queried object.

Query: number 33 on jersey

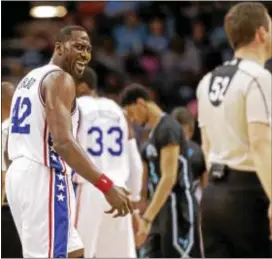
[75,96,130,186]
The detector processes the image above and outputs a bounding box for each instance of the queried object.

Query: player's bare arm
[44,70,133,216]
[136,144,179,247]
[140,161,149,212]
[142,144,180,222]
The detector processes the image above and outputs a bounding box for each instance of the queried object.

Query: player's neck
[50,55,62,69]
[147,103,164,129]
[234,45,266,67]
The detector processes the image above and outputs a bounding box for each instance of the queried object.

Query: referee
[197,2,271,257]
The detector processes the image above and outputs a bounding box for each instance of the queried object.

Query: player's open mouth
[76,62,85,72]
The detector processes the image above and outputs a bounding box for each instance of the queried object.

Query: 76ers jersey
[8,64,79,173]
[75,96,129,186]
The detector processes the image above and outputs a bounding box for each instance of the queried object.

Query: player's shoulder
[77,96,97,114]
[99,97,124,114]
[188,139,201,153]
[28,64,62,77]
[159,114,181,133]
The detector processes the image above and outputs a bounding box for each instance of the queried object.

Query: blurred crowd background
[2,1,272,144]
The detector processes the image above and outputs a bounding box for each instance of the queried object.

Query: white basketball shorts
[5,157,83,258]
[74,182,136,258]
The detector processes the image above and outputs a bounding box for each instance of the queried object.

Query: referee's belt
[209,163,255,182]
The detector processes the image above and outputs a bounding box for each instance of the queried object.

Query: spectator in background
[113,12,147,56]
[95,36,124,73]
[161,35,201,77]
[191,20,209,55]
[145,18,168,53]
[80,16,99,47]
[104,1,140,18]
[139,47,160,81]
[78,1,105,16]
[20,34,45,73]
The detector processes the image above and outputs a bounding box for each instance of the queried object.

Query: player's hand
[132,211,141,235]
[135,217,151,248]
[269,203,272,240]
[104,185,133,218]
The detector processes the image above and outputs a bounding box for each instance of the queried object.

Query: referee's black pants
[143,191,202,258]
[201,166,270,258]
[1,204,23,258]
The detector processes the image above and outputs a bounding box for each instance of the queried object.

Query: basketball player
[197,2,271,257]
[5,25,133,258]
[1,82,23,258]
[73,67,143,258]
[120,84,201,258]
[1,82,15,205]
[171,107,207,202]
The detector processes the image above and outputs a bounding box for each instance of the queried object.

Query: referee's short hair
[171,107,195,130]
[120,84,151,106]
[224,2,269,50]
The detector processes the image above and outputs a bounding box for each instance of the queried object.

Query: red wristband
[95,174,113,194]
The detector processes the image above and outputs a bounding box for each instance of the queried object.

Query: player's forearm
[143,174,176,222]
[250,141,272,200]
[54,137,103,185]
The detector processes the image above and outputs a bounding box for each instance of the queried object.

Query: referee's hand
[269,203,272,240]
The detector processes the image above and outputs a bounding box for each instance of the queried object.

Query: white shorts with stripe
[5,157,83,257]
[74,182,136,258]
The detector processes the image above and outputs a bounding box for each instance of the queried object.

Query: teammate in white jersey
[197,3,272,257]
[1,82,15,205]
[6,25,133,258]
[73,68,143,258]
[1,82,23,258]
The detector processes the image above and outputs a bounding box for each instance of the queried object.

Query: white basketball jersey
[75,96,129,186]
[8,64,79,173]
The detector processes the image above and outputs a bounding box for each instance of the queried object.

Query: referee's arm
[246,72,271,201]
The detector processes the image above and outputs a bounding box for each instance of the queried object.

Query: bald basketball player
[197,2,271,257]
[6,25,132,258]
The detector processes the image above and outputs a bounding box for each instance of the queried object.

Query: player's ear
[55,42,64,56]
